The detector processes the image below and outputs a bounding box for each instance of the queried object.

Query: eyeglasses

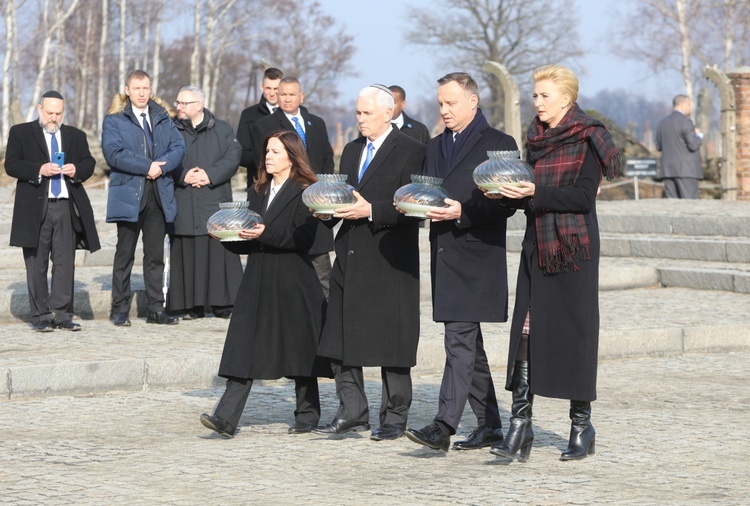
[174,101,199,108]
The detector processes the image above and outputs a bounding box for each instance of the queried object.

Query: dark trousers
[331,361,412,428]
[310,253,332,299]
[111,182,166,314]
[23,200,76,325]
[435,321,502,433]
[664,177,700,199]
[214,376,321,429]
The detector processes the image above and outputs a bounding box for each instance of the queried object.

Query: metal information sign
[624,158,659,178]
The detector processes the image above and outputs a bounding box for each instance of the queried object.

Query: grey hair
[178,86,205,103]
[358,85,394,111]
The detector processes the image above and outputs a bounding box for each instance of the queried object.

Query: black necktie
[141,112,154,158]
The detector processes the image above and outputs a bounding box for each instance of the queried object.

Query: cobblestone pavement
[2,351,749,505]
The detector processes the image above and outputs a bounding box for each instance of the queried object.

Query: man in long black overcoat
[405,72,516,452]
[315,85,426,441]
[236,67,283,182]
[5,90,100,332]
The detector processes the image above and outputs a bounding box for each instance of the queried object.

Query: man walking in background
[655,94,703,199]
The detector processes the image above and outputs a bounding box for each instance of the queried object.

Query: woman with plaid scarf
[486,65,620,462]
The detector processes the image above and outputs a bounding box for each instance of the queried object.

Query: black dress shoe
[181,307,204,321]
[112,313,131,327]
[312,418,370,435]
[288,421,315,434]
[370,424,405,441]
[52,320,82,332]
[147,311,179,325]
[405,423,450,451]
[200,413,236,438]
[32,322,54,333]
[453,425,504,450]
[213,308,232,319]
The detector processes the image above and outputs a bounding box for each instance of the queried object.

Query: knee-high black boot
[560,400,596,461]
[490,361,534,461]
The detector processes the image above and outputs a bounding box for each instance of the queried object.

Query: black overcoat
[425,124,516,322]
[5,121,100,252]
[505,147,601,402]
[236,99,272,174]
[217,180,329,380]
[250,108,335,255]
[172,109,241,236]
[317,128,426,367]
[399,112,431,144]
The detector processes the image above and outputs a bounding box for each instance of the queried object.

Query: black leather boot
[560,400,595,461]
[490,361,534,461]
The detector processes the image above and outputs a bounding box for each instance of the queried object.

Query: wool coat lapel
[356,128,399,188]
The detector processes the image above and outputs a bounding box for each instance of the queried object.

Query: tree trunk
[118,0,126,90]
[676,0,694,104]
[78,2,95,128]
[190,0,201,87]
[2,0,19,149]
[724,0,737,71]
[152,3,161,95]
[97,0,108,133]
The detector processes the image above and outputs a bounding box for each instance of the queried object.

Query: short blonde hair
[533,65,579,104]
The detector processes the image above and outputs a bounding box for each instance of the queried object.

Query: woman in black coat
[487,65,620,462]
[200,130,330,438]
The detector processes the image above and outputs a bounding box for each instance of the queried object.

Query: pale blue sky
[319,0,678,108]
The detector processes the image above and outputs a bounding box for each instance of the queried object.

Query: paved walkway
[1,350,748,504]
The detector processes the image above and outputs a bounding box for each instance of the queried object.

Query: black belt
[48,197,68,202]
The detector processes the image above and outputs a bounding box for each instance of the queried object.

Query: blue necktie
[358,143,375,182]
[292,117,307,148]
[141,112,154,158]
[50,132,61,197]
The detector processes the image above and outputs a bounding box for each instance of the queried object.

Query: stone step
[506,230,750,264]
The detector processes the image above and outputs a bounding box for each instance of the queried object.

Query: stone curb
[3,324,749,400]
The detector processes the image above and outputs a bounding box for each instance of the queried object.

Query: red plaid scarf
[527,103,620,274]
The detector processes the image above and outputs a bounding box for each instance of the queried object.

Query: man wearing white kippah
[314,84,426,442]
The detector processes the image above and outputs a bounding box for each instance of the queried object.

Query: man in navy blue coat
[406,72,517,452]
[102,69,185,326]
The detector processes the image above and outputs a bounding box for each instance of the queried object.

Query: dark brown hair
[437,72,479,100]
[254,130,317,194]
[264,67,283,81]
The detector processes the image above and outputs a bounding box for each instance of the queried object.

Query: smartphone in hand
[53,151,65,167]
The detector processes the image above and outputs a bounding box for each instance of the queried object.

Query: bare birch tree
[616,0,750,102]
[404,0,582,126]
[117,0,126,90]
[24,0,81,121]
[261,0,356,108]
[1,0,26,149]
[96,0,108,133]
